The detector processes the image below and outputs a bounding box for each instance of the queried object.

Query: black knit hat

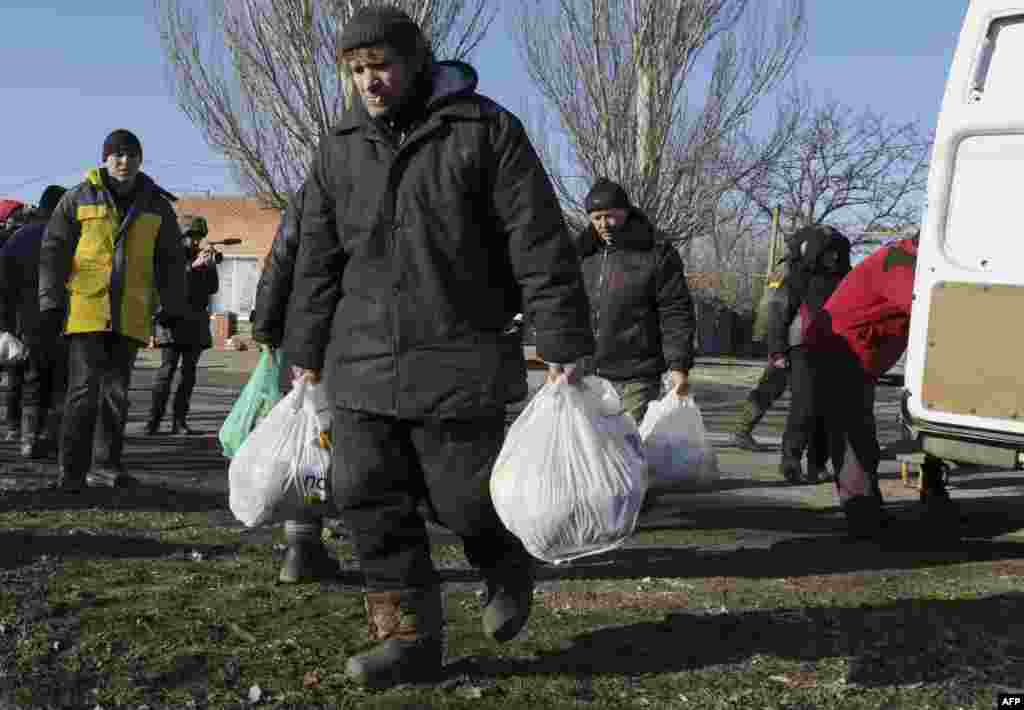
[584,178,631,213]
[37,185,66,213]
[340,6,423,58]
[102,129,142,161]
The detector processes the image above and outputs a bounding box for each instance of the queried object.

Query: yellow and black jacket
[39,168,187,344]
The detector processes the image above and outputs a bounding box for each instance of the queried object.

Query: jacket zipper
[593,247,610,377]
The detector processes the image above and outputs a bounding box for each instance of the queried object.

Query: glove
[25,309,64,349]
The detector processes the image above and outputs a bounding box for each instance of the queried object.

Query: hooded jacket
[285,60,593,418]
[577,210,696,380]
[765,227,852,355]
[38,168,187,345]
[805,237,918,380]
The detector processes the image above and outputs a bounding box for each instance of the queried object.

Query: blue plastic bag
[219,349,283,458]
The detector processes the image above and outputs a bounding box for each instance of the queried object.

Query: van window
[944,134,1024,269]
[969,14,1024,103]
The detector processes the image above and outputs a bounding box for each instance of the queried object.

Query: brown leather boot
[344,587,445,689]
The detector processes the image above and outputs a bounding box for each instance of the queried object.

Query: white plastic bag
[639,393,718,490]
[228,378,333,527]
[490,375,648,565]
[0,332,28,365]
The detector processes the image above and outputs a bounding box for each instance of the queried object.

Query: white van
[903,0,1024,469]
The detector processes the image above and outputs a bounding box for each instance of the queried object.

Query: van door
[905,0,1024,467]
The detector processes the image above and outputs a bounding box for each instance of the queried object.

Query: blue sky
[1,1,968,205]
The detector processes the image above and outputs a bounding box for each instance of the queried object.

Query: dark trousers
[0,364,24,430]
[782,347,829,468]
[22,340,68,413]
[820,350,881,501]
[61,333,138,474]
[747,361,789,413]
[332,408,531,591]
[150,345,202,422]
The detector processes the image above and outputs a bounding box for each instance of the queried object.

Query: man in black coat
[577,178,697,424]
[250,184,340,586]
[146,215,219,436]
[767,224,852,484]
[285,7,594,689]
[0,185,68,458]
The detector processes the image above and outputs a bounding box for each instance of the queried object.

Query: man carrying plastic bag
[229,377,332,528]
[639,388,718,491]
[283,7,595,690]
[491,375,647,564]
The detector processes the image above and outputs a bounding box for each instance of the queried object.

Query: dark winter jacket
[0,220,51,340]
[285,60,594,418]
[154,246,219,350]
[766,228,852,356]
[805,237,918,380]
[252,185,305,348]
[577,211,697,380]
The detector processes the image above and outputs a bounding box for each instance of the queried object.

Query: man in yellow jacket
[37,129,187,490]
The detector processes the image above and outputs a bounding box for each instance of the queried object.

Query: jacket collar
[577,209,657,257]
[84,168,177,207]
[334,60,482,136]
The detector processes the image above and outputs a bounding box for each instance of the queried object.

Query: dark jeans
[820,350,881,500]
[0,364,24,430]
[61,333,138,475]
[782,347,830,468]
[151,345,203,421]
[22,339,68,413]
[747,361,789,412]
[332,409,531,591]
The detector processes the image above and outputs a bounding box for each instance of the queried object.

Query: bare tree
[736,87,933,237]
[155,0,496,208]
[514,0,807,244]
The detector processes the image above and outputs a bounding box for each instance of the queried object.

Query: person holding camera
[146,215,220,436]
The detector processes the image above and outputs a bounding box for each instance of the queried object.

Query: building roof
[173,195,281,260]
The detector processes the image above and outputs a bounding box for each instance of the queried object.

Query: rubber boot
[147,388,169,436]
[19,407,43,460]
[730,400,764,451]
[278,519,338,584]
[345,587,445,689]
[56,466,85,493]
[919,455,961,537]
[481,563,535,642]
[779,455,803,485]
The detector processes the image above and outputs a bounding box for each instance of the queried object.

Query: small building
[172,195,281,319]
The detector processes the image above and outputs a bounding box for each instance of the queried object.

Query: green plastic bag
[219,349,284,458]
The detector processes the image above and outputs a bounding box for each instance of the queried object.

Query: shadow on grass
[0,529,235,571]
[453,592,1024,692]
[0,479,228,516]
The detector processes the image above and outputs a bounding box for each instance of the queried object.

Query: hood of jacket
[336,60,480,133]
[83,168,177,206]
[577,209,657,257]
